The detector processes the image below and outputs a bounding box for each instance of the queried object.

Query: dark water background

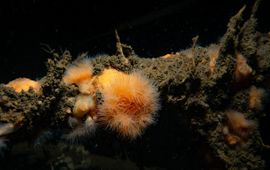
[1,0,269,83]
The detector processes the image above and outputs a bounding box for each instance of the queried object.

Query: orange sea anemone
[97,68,126,89]
[222,126,241,146]
[97,69,160,139]
[6,78,41,94]
[62,58,96,94]
[234,53,252,83]
[63,58,93,85]
[225,133,241,146]
[77,78,97,95]
[248,86,265,111]
[207,44,220,73]
[160,53,176,59]
[226,111,256,138]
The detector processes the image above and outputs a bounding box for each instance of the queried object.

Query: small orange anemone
[226,111,256,138]
[62,59,95,94]
[234,53,252,82]
[249,86,265,111]
[6,78,41,93]
[207,44,220,73]
[63,59,93,85]
[160,53,176,59]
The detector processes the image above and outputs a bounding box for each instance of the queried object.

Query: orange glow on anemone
[97,69,160,139]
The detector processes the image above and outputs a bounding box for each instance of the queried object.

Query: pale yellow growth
[73,94,96,118]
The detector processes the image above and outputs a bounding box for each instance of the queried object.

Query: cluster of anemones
[214,51,266,147]
[222,84,267,147]
[62,58,160,140]
[3,58,160,141]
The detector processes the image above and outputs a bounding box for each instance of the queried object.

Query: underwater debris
[0,123,14,158]
[0,122,14,136]
[64,116,97,142]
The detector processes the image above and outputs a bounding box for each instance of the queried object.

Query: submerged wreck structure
[0,0,269,169]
